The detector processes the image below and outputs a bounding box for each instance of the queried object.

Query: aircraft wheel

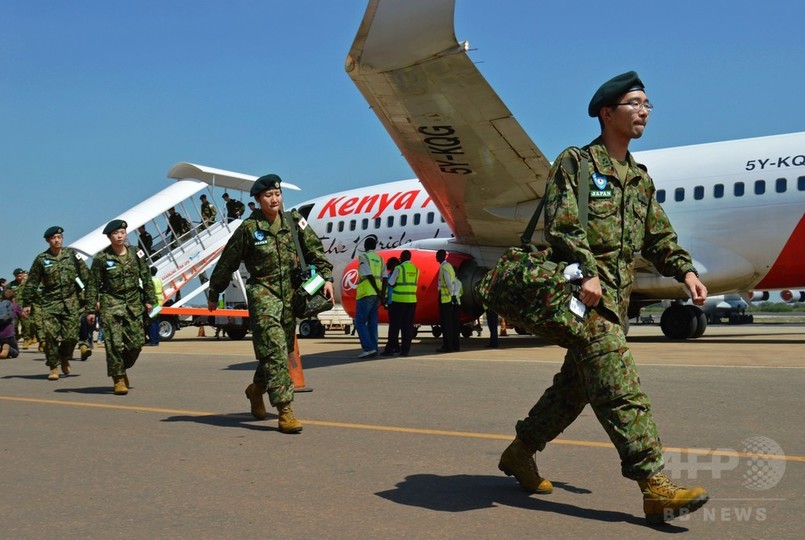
[660,304,697,339]
[226,326,248,340]
[685,305,707,338]
[158,319,176,341]
[461,325,473,339]
[431,326,442,338]
[299,320,315,338]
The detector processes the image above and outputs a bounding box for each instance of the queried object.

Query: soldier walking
[21,226,89,380]
[207,174,333,433]
[86,220,155,395]
[497,72,710,524]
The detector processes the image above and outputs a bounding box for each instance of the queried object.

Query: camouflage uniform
[86,246,155,377]
[21,248,89,368]
[515,139,697,480]
[200,200,218,228]
[6,278,31,341]
[208,209,332,407]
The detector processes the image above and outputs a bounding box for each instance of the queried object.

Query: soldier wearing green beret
[207,174,334,433]
[86,219,155,395]
[21,227,90,380]
[498,71,710,524]
[6,268,35,347]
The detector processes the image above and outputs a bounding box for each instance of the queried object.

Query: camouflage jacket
[21,248,89,313]
[208,209,333,305]
[201,201,218,224]
[86,245,155,317]
[544,138,695,324]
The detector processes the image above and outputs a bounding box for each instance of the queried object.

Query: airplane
[287,0,805,340]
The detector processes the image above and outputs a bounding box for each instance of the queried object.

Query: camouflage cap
[43,226,64,239]
[588,71,645,117]
[103,219,128,235]
[250,174,282,196]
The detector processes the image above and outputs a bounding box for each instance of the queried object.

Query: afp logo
[342,269,359,291]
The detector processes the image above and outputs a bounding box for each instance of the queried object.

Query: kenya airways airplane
[293,0,805,340]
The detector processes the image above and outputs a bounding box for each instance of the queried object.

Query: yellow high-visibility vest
[356,251,383,299]
[391,261,419,303]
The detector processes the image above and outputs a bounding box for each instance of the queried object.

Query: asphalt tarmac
[1,322,803,539]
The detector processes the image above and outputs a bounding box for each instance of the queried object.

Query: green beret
[588,71,645,117]
[103,219,128,235]
[43,226,64,239]
[250,174,282,196]
[13,268,25,276]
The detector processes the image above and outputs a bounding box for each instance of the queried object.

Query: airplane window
[734,182,745,197]
[361,218,369,230]
[387,216,394,228]
[775,178,787,193]
[427,212,434,224]
[413,213,421,225]
[337,221,344,232]
[754,180,766,195]
[326,222,333,233]
[799,176,805,191]
[714,184,724,198]
[374,217,381,229]
[674,188,685,202]
[656,190,666,203]
[349,219,356,231]
[694,186,704,200]
[400,215,407,226]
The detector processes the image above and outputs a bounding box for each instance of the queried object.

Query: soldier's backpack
[0,299,14,322]
[475,154,591,349]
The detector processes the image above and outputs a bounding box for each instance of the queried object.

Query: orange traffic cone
[197,325,206,337]
[499,318,508,336]
[288,335,313,393]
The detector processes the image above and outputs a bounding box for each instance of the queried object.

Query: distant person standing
[200,194,218,228]
[0,288,25,359]
[86,220,155,395]
[166,207,191,246]
[248,201,257,214]
[387,250,419,357]
[380,256,401,356]
[222,193,245,222]
[147,266,163,346]
[21,226,90,380]
[137,225,154,257]
[435,249,460,353]
[6,268,31,345]
[355,237,385,358]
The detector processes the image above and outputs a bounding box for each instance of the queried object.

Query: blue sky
[2,0,804,285]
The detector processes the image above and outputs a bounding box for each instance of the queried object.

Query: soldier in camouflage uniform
[498,72,710,524]
[86,220,155,395]
[207,174,334,434]
[21,227,89,380]
[200,194,218,228]
[6,269,34,347]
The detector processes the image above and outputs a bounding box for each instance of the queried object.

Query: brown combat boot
[245,383,268,420]
[22,338,32,350]
[639,472,709,524]
[47,367,60,380]
[277,402,303,433]
[60,359,71,376]
[80,344,92,361]
[498,436,553,494]
[113,375,128,395]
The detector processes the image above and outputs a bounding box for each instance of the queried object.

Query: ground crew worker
[387,250,419,356]
[355,237,385,358]
[200,194,217,228]
[435,249,460,352]
[207,174,333,433]
[497,71,709,524]
[86,220,154,395]
[21,226,89,380]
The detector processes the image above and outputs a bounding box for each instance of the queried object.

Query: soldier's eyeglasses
[615,100,653,113]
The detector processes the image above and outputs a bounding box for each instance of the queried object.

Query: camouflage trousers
[515,307,663,480]
[100,311,145,377]
[247,285,295,407]
[41,308,81,367]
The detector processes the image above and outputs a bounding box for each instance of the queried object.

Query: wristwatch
[686,267,700,278]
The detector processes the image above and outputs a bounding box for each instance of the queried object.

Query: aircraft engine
[339,249,486,325]
[780,290,805,303]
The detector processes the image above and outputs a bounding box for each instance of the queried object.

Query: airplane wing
[346,0,552,247]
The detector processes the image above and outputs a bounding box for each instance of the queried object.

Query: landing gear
[298,319,325,338]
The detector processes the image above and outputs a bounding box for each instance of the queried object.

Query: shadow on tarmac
[376,473,689,532]
[161,412,281,432]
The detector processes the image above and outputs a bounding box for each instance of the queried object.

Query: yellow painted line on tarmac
[2,395,803,463]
